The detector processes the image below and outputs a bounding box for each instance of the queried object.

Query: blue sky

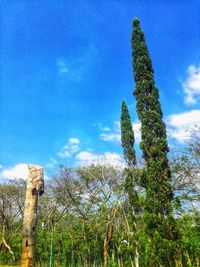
[0,1,200,180]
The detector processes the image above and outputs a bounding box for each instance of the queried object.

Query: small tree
[121,101,136,167]
[120,101,140,267]
[131,18,178,266]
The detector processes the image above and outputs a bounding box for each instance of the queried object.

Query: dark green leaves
[120,101,136,167]
[131,17,178,266]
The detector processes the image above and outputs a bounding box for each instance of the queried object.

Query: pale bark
[135,246,139,267]
[21,164,44,267]
[0,225,15,261]
[104,206,117,267]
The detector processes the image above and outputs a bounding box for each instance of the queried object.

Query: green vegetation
[0,150,200,266]
[120,101,140,267]
[120,101,136,167]
[131,18,179,266]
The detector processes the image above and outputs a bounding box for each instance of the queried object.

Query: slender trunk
[121,208,135,267]
[103,239,108,267]
[179,250,183,267]
[21,164,44,267]
[49,221,54,267]
[112,249,115,265]
[118,256,121,267]
[135,246,139,267]
[129,255,134,267]
[121,255,124,267]
[186,251,191,266]
[0,225,15,261]
[132,207,140,267]
[103,206,118,267]
[87,244,91,267]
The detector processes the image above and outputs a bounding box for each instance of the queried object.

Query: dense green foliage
[120,101,139,215]
[0,153,199,266]
[131,18,179,266]
[120,101,136,167]
[120,101,140,266]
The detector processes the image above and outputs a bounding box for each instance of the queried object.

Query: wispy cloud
[68,138,80,144]
[100,121,121,143]
[57,44,97,82]
[58,61,69,73]
[167,109,200,143]
[57,138,80,158]
[99,108,200,146]
[54,135,125,168]
[101,131,121,143]
[56,136,125,168]
[48,108,199,170]
[100,121,141,144]
[76,151,124,167]
[46,158,57,169]
[183,65,200,105]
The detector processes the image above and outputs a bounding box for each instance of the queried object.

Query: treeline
[0,18,200,267]
[0,128,199,266]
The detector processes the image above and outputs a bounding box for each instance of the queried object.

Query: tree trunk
[103,206,117,267]
[0,225,15,261]
[21,164,44,267]
[103,239,109,267]
[135,246,139,267]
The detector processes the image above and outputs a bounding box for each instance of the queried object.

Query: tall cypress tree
[131,18,178,266]
[120,101,140,267]
[120,101,138,206]
[121,101,136,167]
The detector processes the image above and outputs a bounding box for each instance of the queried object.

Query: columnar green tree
[120,101,140,267]
[131,18,178,266]
[121,101,136,167]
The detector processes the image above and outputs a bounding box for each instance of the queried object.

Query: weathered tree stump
[21,164,44,267]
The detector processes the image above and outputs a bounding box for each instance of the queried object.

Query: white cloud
[58,61,69,74]
[132,122,141,143]
[102,127,111,132]
[100,121,120,143]
[167,109,200,143]
[69,138,80,144]
[58,137,80,158]
[70,144,80,153]
[183,65,200,105]
[100,121,141,144]
[99,108,200,145]
[0,164,29,180]
[76,151,124,167]
[46,158,57,169]
[57,150,71,158]
[57,44,97,82]
[0,164,49,181]
[101,132,121,143]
